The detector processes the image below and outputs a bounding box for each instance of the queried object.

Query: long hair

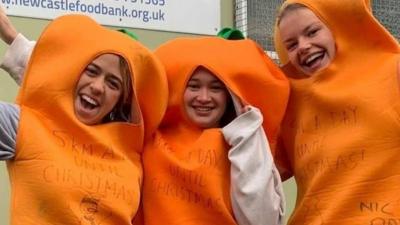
[103,56,133,123]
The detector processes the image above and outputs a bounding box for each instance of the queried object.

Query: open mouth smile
[79,94,100,111]
[301,51,326,70]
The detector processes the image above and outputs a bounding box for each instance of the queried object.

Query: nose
[89,76,105,95]
[197,88,211,102]
[298,38,311,54]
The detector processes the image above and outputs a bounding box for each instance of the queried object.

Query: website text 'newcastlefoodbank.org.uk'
[1,0,166,23]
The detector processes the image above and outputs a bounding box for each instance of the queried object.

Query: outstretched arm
[0,6,35,84]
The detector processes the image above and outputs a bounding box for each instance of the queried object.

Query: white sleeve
[222,106,285,225]
[0,102,19,160]
[0,33,36,85]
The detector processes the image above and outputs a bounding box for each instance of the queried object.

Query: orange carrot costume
[7,15,167,225]
[274,0,400,224]
[141,37,289,225]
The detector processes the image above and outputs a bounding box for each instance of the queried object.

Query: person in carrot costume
[141,35,289,225]
[0,14,167,225]
[274,0,400,224]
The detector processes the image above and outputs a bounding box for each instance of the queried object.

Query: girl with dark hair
[0,14,167,224]
[141,36,289,225]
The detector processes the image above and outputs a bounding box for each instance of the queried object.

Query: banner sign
[2,0,221,35]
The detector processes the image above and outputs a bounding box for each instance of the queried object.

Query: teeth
[305,52,323,65]
[195,106,212,111]
[81,95,98,106]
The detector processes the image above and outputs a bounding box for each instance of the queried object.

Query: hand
[0,6,17,45]
[239,105,251,114]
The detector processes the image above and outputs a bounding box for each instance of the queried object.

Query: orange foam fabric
[274,0,400,224]
[8,15,167,225]
[141,37,289,225]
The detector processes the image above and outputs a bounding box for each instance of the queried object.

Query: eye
[84,65,99,77]
[210,82,225,92]
[285,41,298,52]
[106,77,122,90]
[307,28,319,37]
[187,81,200,90]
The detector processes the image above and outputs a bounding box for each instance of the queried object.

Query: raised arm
[0,6,35,84]
[222,93,285,225]
[0,7,17,45]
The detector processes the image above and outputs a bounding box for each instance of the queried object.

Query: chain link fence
[235,0,399,61]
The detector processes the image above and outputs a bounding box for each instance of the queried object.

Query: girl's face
[279,7,336,76]
[184,68,229,129]
[74,54,124,125]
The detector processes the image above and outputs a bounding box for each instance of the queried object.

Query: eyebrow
[282,22,321,44]
[303,22,320,33]
[109,75,123,87]
[90,62,123,85]
[188,78,224,84]
[88,62,101,70]
[211,80,224,85]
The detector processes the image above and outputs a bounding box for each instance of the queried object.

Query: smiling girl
[141,36,289,225]
[74,53,133,124]
[277,3,336,77]
[183,67,230,129]
[274,0,400,224]
[0,14,167,224]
